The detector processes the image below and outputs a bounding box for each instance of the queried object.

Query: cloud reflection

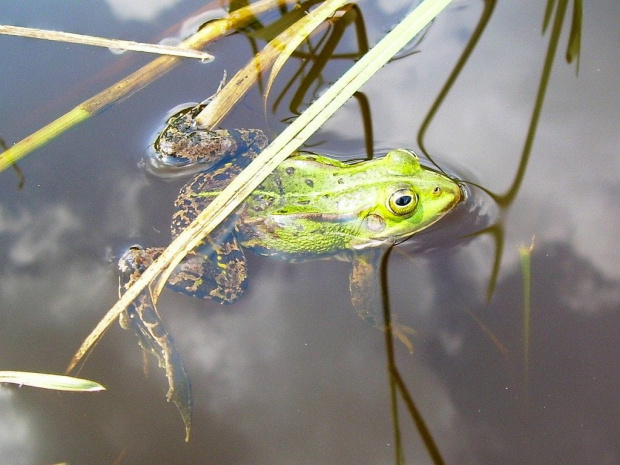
[103,0,183,22]
[0,204,81,267]
[0,388,34,464]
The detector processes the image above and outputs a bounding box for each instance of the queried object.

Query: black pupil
[395,195,412,206]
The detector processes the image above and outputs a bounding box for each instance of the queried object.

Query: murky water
[1,1,619,464]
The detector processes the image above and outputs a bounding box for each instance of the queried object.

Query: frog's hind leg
[118,246,192,440]
[167,225,249,305]
[118,246,168,353]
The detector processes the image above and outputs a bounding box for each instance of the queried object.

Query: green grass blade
[0,371,105,392]
[519,239,534,381]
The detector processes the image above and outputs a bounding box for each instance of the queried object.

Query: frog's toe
[118,246,163,289]
[118,246,144,272]
[389,322,416,354]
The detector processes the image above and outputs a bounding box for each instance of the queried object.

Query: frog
[118,105,463,440]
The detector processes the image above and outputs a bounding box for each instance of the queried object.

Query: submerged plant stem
[519,238,535,384]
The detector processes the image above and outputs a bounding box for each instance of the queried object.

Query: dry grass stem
[0,25,214,60]
[0,371,105,392]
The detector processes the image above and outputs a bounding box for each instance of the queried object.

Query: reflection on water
[0,388,33,464]
[432,240,620,463]
[103,0,186,22]
[0,0,619,464]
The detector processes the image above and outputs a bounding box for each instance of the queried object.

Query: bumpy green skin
[175,150,461,258]
[241,150,460,256]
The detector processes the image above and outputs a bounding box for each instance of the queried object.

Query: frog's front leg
[155,104,268,167]
[349,249,415,353]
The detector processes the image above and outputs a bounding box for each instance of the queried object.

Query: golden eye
[388,188,418,215]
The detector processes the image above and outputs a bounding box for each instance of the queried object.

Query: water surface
[1,1,619,464]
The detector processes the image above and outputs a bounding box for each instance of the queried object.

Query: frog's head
[356,149,462,247]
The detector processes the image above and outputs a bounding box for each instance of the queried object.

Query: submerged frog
[118,107,462,439]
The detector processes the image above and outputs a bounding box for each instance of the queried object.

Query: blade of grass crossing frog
[155,0,454,299]
[62,4,307,374]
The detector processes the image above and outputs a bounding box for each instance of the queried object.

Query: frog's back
[171,162,245,235]
[170,152,332,236]
[169,128,267,235]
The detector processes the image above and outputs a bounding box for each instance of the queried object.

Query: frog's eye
[388,188,418,216]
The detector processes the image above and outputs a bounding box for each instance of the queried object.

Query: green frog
[118,106,463,440]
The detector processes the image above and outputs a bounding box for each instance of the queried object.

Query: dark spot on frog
[251,193,276,212]
[305,179,314,188]
[337,178,344,184]
[285,167,295,176]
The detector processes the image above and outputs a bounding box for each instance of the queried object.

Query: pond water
[1,1,619,464]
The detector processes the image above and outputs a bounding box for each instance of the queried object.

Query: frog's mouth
[421,181,464,228]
